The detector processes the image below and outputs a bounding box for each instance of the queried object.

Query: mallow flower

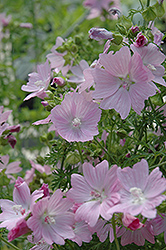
[0,177,43,230]
[27,189,75,245]
[51,92,101,142]
[67,160,120,227]
[92,46,156,119]
[21,59,51,101]
[131,43,166,86]
[108,159,166,219]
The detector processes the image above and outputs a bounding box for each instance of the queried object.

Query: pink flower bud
[125,153,131,158]
[122,213,143,231]
[8,219,30,241]
[53,77,65,86]
[4,134,17,148]
[133,32,148,47]
[41,100,49,107]
[131,26,139,33]
[14,177,24,188]
[40,183,50,197]
[120,138,126,146]
[89,28,113,41]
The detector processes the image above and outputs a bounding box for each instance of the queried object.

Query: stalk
[0,235,20,250]
[112,214,120,250]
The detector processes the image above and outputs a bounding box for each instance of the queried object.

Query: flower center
[72,117,81,128]
[146,64,156,71]
[90,190,106,203]
[120,75,134,91]
[44,215,55,224]
[12,205,26,215]
[130,187,145,204]
[35,80,45,87]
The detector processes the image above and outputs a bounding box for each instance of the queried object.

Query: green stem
[112,214,120,250]
[147,0,150,7]
[0,235,20,250]
[93,137,116,163]
[76,142,84,164]
[149,97,166,136]
[139,0,144,9]
[150,161,166,169]
[66,239,75,250]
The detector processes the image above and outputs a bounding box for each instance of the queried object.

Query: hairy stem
[0,235,21,250]
[112,214,120,250]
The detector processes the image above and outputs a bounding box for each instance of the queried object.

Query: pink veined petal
[51,213,75,238]
[49,198,73,216]
[75,200,100,227]
[129,81,156,115]
[144,167,166,198]
[27,216,43,241]
[0,155,9,168]
[82,161,108,192]
[99,47,131,78]
[13,182,31,209]
[104,165,119,193]
[0,110,12,123]
[141,207,157,219]
[130,159,149,190]
[47,189,63,214]
[78,68,94,93]
[67,174,92,203]
[131,43,166,65]
[129,52,150,83]
[92,68,121,99]
[121,230,133,246]
[42,225,65,245]
[5,161,21,174]
[152,215,166,235]
[100,87,131,119]
[132,230,145,246]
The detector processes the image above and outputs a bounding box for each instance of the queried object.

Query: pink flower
[92,46,156,119]
[68,60,95,93]
[51,92,101,142]
[0,177,43,230]
[122,213,143,231]
[8,219,30,241]
[131,43,166,86]
[46,36,71,76]
[133,32,148,47]
[0,13,12,27]
[67,160,120,227]
[21,59,51,101]
[108,159,166,219]
[0,106,12,136]
[83,0,119,19]
[0,154,21,175]
[120,220,155,246]
[27,189,74,245]
[152,213,166,243]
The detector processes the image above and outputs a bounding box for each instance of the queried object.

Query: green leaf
[142,6,157,22]
[152,2,165,17]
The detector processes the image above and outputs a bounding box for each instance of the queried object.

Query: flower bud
[89,27,113,41]
[122,213,143,231]
[109,7,122,18]
[53,77,65,87]
[133,32,148,47]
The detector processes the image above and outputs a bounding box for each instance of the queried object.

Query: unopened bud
[133,32,148,47]
[109,7,122,18]
[53,77,65,87]
[89,27,113,41]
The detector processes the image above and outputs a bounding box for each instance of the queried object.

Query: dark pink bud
[131,26,139,33]
[122,213,143,231]
[53,77,65,87]
[8,219,30,241]
[89,27,113,41]
[40,183,50,197]
[5,134,17,148]
[41,100,49,107]
[133,32,148,47]
[125,153,131,158]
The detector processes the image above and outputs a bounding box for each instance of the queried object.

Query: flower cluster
[1,0,166,249]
